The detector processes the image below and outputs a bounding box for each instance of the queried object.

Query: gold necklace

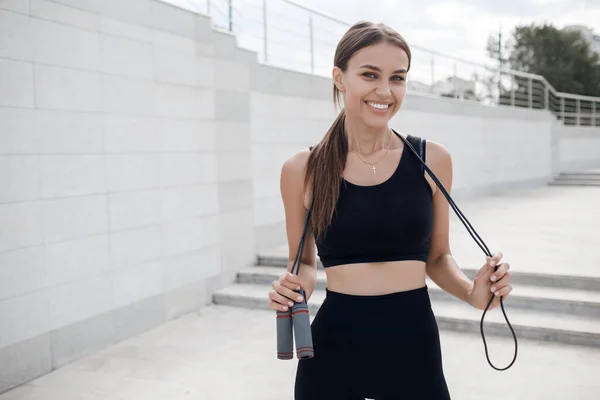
[354,129,393,174]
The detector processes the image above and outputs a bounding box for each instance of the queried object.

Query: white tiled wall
[0,0,229,356]
[0,58,35,108]
[557,125,600,171]
[0,10,32,61]
[30,0,99,30]
[0,0,30,15]
[34,65,103,111]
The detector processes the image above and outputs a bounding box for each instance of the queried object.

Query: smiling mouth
[365,101,393,110]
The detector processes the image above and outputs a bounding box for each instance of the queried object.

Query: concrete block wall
[555,125,600,172]
[0,0,255,393]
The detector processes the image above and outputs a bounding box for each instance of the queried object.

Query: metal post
[511,76,515,107]
[528,78,533,108]
[309,14,314,74]
[576,99,580,126]
[561,97,565,122]
[544,85,549,110]
[263,0,268,63]
[228,0,232,31]
[497,70,502,105]
[453,62,457,98]
[593,101,597,127]
[430,56,434,93]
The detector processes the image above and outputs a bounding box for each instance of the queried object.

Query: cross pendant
[372,165,377,174]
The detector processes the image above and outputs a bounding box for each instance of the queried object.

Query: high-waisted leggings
[294,285,451,399]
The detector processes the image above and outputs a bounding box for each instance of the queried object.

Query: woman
[268,21,513,399]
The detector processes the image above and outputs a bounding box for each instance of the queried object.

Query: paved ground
[1,305,598,400]
[446,185,600,278]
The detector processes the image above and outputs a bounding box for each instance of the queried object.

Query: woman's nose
[375,83,392,96]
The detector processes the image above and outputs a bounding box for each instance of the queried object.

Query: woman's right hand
[268,272,306,312]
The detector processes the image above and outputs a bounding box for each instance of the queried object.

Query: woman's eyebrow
[359,64,407,73]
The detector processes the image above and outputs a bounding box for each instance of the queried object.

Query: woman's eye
[363,73,405,81]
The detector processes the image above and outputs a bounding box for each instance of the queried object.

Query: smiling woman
[267,21,513,400]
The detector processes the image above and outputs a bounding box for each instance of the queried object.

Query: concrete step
[552,171,600,186]
[556,174,600,180]
[558,170,600,176]
[255,252,600,291]
[550,180,600,186]
[213,283,600,348]
[238,266,600,317]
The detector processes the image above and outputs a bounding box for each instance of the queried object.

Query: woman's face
[333,41,409,129]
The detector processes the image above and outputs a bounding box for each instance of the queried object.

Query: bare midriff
[324,260,427,295]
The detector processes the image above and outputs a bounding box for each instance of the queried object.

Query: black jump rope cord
[399,134,518,371]
[292,134,518,370]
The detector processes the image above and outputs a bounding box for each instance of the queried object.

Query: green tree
[487,23,600,97]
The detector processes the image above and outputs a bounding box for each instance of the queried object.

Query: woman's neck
[344,121,391,155]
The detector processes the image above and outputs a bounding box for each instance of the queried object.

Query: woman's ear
[332,66,345,93]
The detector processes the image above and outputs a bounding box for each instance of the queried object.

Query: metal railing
[166,0,599,127]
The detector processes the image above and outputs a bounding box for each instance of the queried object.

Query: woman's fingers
[490,271,513,298]
[491,262,510,283]
[267,272,307,311]
[279,272,301,291]
[272,280,304,303]
[269,289,294,311]
[493,285,513,298]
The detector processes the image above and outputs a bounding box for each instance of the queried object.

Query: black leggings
[294,286,451,400]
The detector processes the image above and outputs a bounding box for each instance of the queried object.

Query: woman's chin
[362,116,391,129]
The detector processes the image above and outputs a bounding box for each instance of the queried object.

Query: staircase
[551,169,600,186]
[213,248,600,348]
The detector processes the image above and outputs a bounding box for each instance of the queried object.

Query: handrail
[164,0,598,126]
[281,0,350,27]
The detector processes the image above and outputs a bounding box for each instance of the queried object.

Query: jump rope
[277,129,518,371]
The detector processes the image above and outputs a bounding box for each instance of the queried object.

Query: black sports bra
[314,132,433,268]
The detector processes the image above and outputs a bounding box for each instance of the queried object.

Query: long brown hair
[305,21,412,241]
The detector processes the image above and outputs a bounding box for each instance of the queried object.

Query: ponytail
[304,108,347,241]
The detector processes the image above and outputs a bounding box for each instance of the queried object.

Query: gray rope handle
[276,205,314,360]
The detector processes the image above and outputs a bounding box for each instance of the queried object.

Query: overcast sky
[166,0,600,84]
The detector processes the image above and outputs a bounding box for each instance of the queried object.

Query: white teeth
[367,102,390,110]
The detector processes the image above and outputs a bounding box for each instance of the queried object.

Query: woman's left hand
[467,252,513,311]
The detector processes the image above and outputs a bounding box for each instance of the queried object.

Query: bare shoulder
[425,139,452,168]
[280,148,312,207]
[281,148,311,180]
[421,139,453,194]
[280,148,317,267]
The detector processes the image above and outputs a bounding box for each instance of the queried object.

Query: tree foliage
[487,23,600,97]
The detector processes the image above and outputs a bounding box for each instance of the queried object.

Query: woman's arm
[268,150,318,312]
[424,140,513,310]
[423,141,474,305]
